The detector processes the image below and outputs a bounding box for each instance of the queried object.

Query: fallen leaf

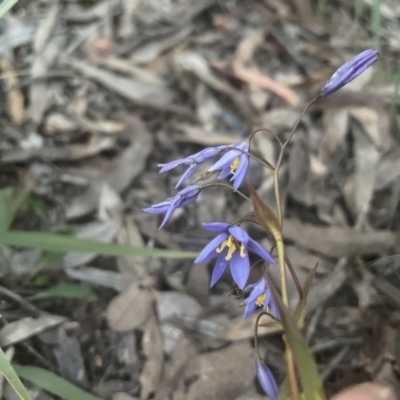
[107,281,153,332]
[0,57,25,124]
[66,116,153,219]
[140,311,164,400]
[171,342,254,400]
[0,315,66,347]
[283,218,400,258]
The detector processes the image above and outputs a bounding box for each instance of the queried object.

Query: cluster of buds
[144,49,379,399]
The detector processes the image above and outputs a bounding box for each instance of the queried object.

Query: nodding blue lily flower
[208,140,250,189]
[256,360,279,400]
[158,147,223,188]
[194,223,275,289]
[321,49,379,97]
[242,277,279,319]
[143,185,201,229]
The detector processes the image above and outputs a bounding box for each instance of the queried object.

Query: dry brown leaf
[33,1,61,54]
[186,264,209,306]
[107,281,153,332]
[352,122,381,220]
[0,58,25,124]
[117,216,149,283]
[233,29,265,68]
[375,149,400,191]
[172,122,241,146]
[221,311,279,341]
[130,27,192,65]
[349,107,391,152]
[43,113,79,135]
[140,310,164,400]
[66,116,153,219]
[78,116,126,134]
[65,58,185,113]
[174,51,253,117]
[209,60,301,107]
[0,315,66,347]
[119,0,140,37]
[171,342,254,400]
[319,109,349,162]
[283,218,400,258]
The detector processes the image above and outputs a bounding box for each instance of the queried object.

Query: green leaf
[277,376,290,400]
[0,231,198,259]
[0,0,18,19]
[31,283,98,302]
[248,183,281,237]
[0,348,32,400]
[13,365,101,400]
[267,277,325,400]
[0,187,30,232]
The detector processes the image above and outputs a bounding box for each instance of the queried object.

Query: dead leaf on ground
[107,281,154,332]
[283,218,400,258]
[0,315,67,347]
[171,341,254,400]
[140,310,164,400]
[66,115,153,218]
[0,57,25,125]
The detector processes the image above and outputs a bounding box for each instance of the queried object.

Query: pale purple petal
[159,202,176,229]
[158,158,188,173]
[218,164,232,179]
[230,249,249,289]
[247,239,275,264]
[194,233,228,264]
[208,150,239,172]
[256,361,279,400]
[202,222,230,232]
[175,163,198,188]
[228,226,249,245]
[231,155,249,189]
[243,302,257,319]
[210,251,229,287]
[143,200,171,214]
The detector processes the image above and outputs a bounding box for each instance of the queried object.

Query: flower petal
[228,226,249,245]
[175,163,198,188]
[210,251,229,287]
[256,361,279,400]
[158,158,188,172]
[208,149,239,172]
[194,233,228,264]
[247,238,275,264]
[243,301,257,319]
[202,222,230,232]
[231,155,249,189]
[230,249,249,289]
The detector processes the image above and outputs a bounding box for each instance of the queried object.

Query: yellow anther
[230,157,240,174]
[216,235,237,261]
[239,244,246,258]
[256,293,266,307]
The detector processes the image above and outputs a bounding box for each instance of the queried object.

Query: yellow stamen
[256,293,266,307]
[216,235,237,261]
[239,244,246,258]
[230,157,240,174]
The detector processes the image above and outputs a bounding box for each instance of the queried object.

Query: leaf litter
[1,0,400,399]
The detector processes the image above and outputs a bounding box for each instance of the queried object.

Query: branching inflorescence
[144,49,379,400]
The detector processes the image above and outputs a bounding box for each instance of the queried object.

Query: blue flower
[242,277,279,319]
[194,223,275,289]
[321,49,379,97]
[256,360,279,400]
[143,185,201,229]
[208,140,250,189]
[158,147,223,188]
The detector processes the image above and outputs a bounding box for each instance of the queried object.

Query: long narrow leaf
[0,0,18,19]
[0,231,197,259]
[267,276,325,400]
[13,365,101,400]
[0,348,32,400]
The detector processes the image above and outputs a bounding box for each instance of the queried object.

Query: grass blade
[0,231,197,259]
[0,0,18,19]
[13,365,101,400]
[371,0,381,50]
[0,348,32,400]
[30,283,98,301]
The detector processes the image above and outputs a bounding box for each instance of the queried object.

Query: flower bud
[321,49,379,97]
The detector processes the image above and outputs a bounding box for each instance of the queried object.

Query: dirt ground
[1,0,400,399]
